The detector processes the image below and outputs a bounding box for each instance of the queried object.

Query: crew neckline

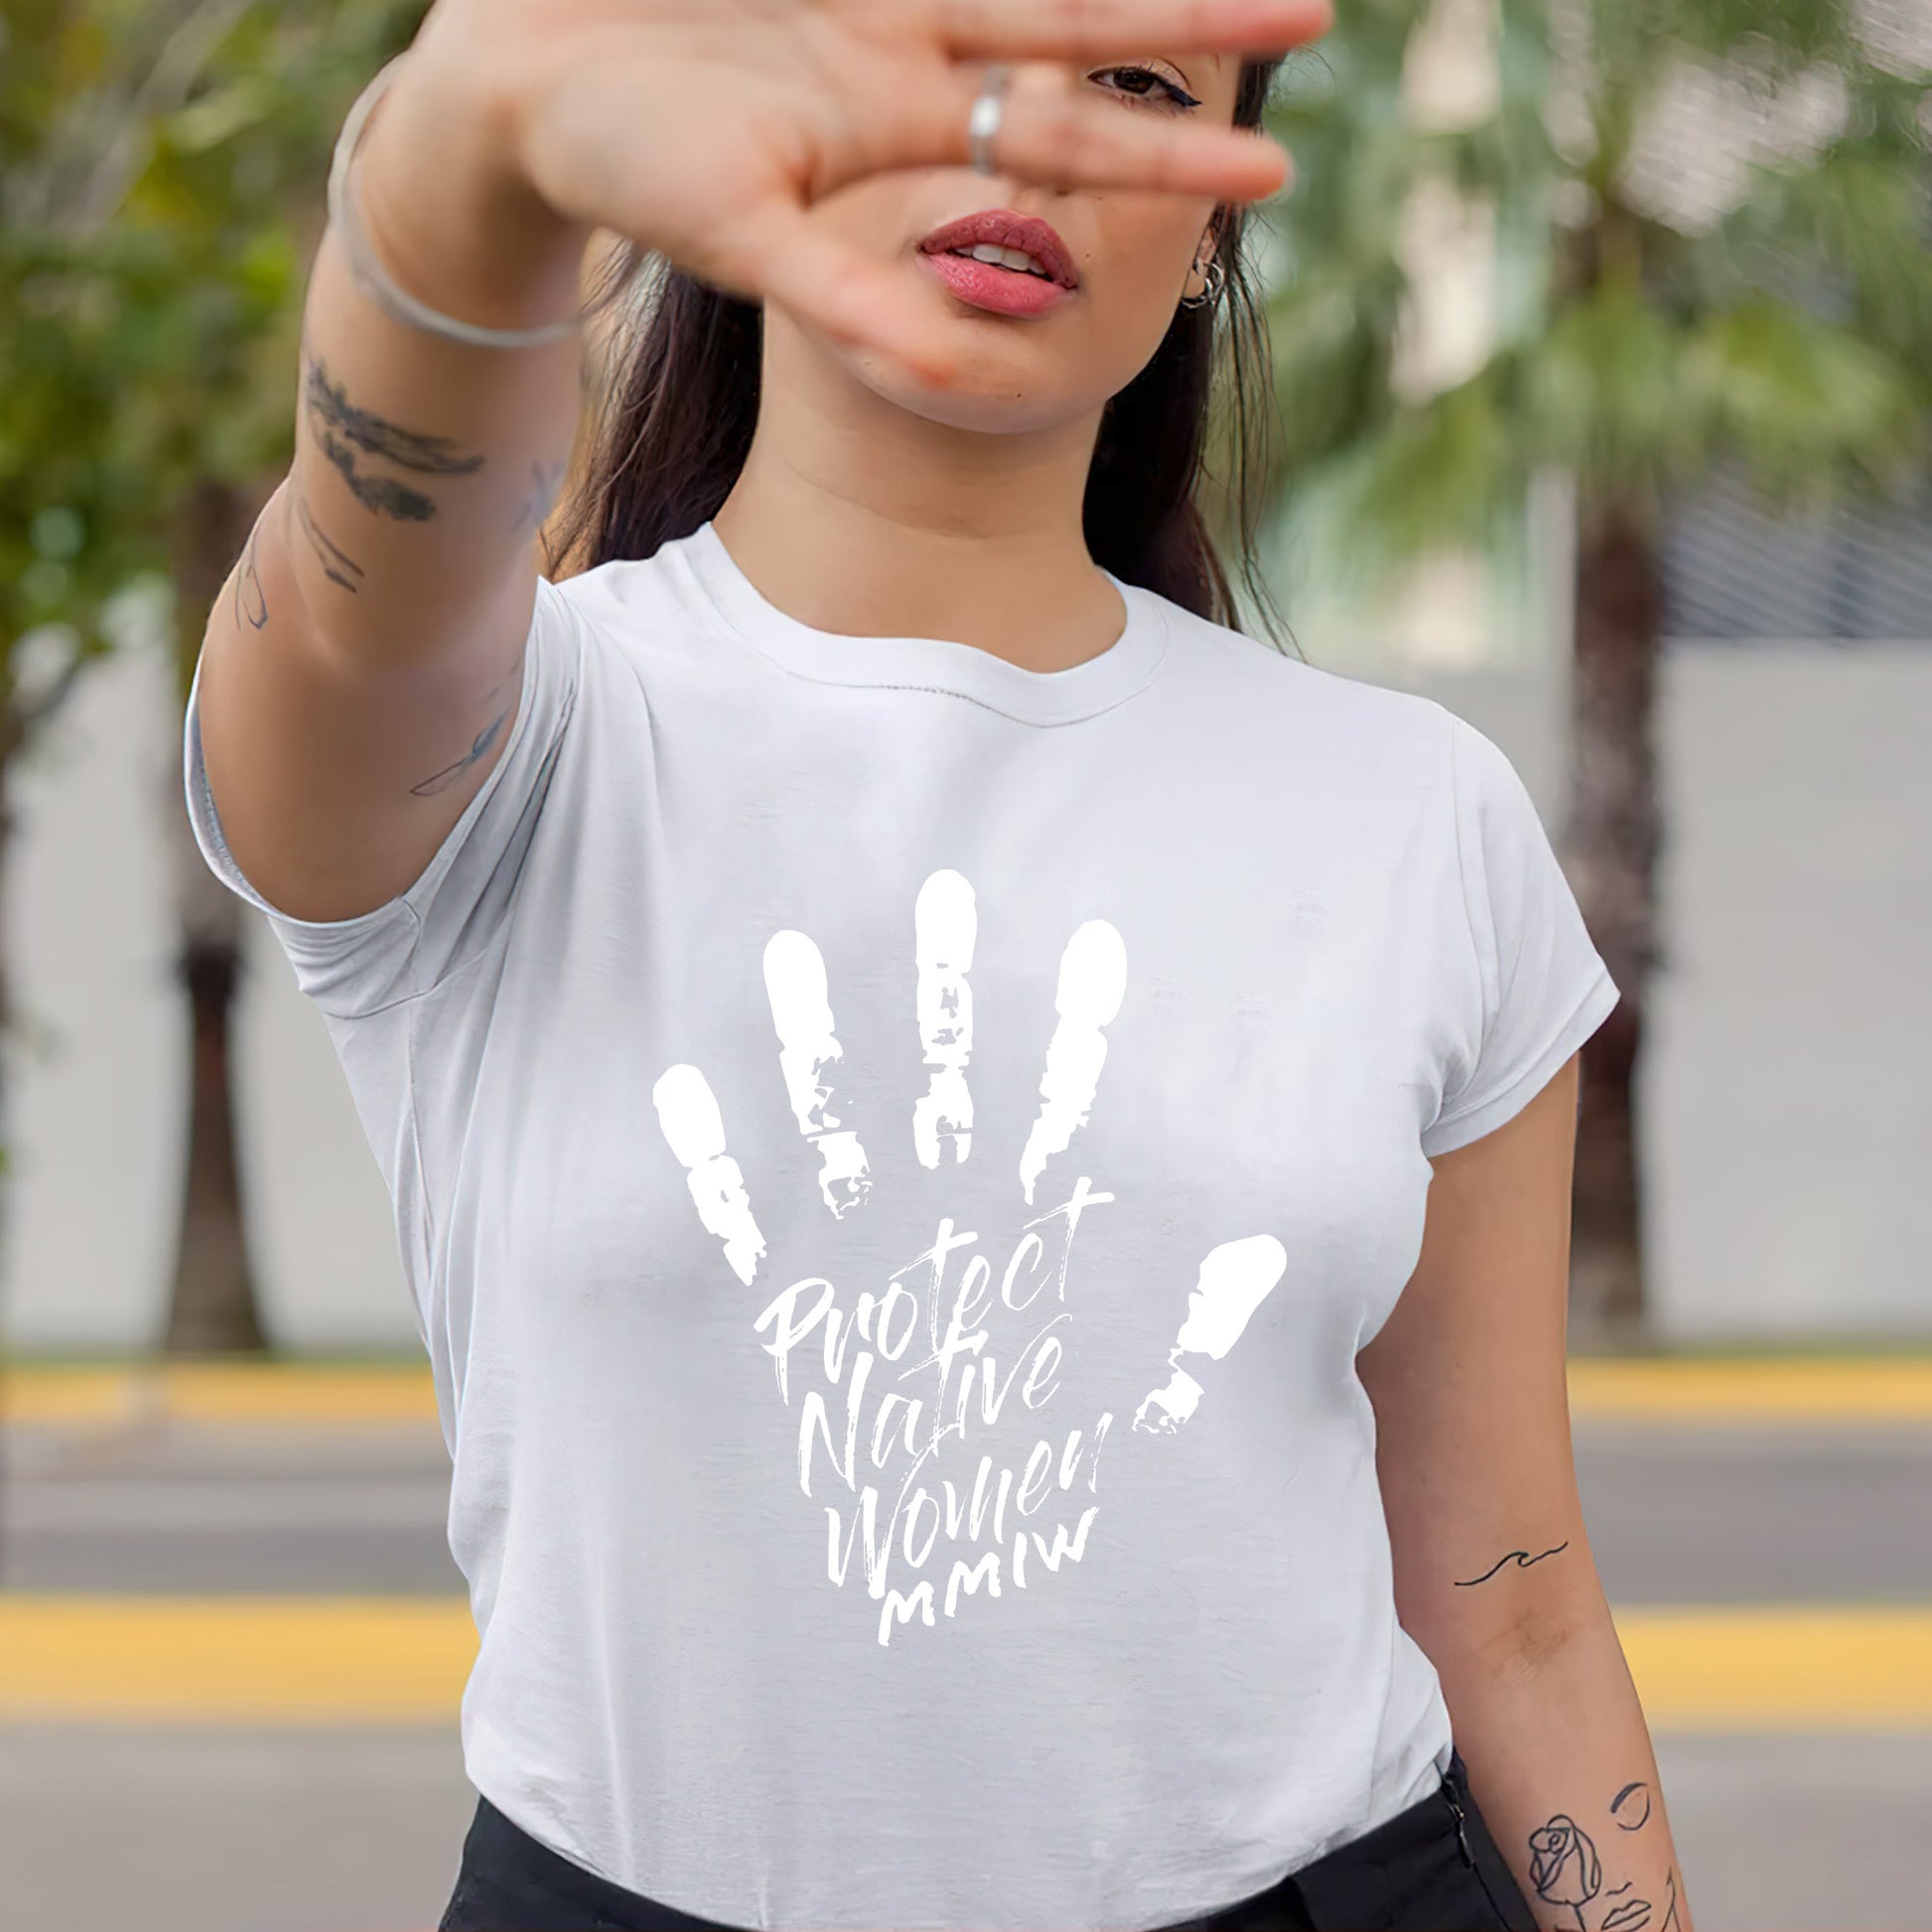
[675,518,1169,727]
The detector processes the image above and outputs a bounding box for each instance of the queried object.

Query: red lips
[916,209,1081,290]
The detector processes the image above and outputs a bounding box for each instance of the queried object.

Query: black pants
[438,1748,1537,1932]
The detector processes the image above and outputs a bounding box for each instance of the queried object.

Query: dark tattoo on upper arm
[411,712,508,796]
[1454,1540,1569,1587]
[233,519,268,629]
[294,493,365,593]
[304,354,487,476]
[302,353,485,521]
[314,428,437,520]
[409,660,522,798]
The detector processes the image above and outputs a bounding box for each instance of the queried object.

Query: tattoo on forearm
[513,458,567,534]
[1599,1880,1654,1930]
[294,493,365,593]
[1528,1813,1601,1930]
[233,520,268,630]
[1661,1865,1681,1932]
[1610,1782,1652,1830]
[1525,1784,1673,1932]
[1454,1541,1569,1587]
[302,353,485,521]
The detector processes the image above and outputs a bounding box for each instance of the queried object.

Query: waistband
[453,1748,1508,1932]
[1161,1748,1474,1929]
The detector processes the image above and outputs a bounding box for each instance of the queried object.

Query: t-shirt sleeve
[1420,709,1621,1159]
[181,572,583,1020]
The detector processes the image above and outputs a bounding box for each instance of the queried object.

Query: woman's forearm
[1439,1604,1699,1932]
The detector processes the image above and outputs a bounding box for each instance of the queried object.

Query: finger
[869,70,1295,204]
[726,205,965,389]
[988,84,1293,202]
[931,0,1334,61]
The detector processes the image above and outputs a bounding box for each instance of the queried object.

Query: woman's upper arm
[185,537,586,1020]
[194,477,541,925]
[1359,1052,1604,1669]
[1369,704,1624,1667]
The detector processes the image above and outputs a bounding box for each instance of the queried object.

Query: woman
[185,1,1694,1927]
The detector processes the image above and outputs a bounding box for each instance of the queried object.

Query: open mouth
[939,242,1056,281]
[916,210,1080,290]
[913,210,1079,318]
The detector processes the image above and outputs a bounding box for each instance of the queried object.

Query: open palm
[419,0,1330,380]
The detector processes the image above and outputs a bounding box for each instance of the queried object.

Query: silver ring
[968,63,1014,176]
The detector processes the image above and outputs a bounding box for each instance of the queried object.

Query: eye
[1089,64,1202,111]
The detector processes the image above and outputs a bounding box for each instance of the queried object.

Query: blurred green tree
[1258,0,1931,1346]
[1,3,163,1218]
[3,0,424,1356]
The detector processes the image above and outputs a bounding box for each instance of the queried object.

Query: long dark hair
[547,60,1293,650]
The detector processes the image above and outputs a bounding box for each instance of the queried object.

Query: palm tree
[1256,0,1930,1346]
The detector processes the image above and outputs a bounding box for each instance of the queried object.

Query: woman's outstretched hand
[400,0,1333,382]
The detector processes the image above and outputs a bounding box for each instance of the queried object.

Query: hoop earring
[1179,255,1225,311]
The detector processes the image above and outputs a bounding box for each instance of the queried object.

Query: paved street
[4,1366,1930,1931]
[11,1414,1932,1603]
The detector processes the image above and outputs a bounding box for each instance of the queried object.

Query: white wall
[1648,647,1932,1339]
[1407,648,1932,1343]
[2,645,184,1352]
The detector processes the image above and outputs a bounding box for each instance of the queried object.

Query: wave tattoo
[1453,1540,1570,1587]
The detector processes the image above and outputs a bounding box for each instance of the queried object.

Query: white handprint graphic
[1133,1234,1289,1434]
[652,867,1287,1647]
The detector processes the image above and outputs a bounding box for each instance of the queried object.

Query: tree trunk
[162,478,268,1356]
[163,803,266,1355]
[1566,485,1663,1352]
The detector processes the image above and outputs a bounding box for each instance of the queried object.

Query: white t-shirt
[184,519,1619,1932]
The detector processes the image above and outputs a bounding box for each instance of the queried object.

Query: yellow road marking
[1614,1605,1932,1726]
[1566,1358,1932,1423]
[3,1365,440,1426]
[2,1598,1928,1726]
[0,1597,474,1723]
[11,1358,1932,1427]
